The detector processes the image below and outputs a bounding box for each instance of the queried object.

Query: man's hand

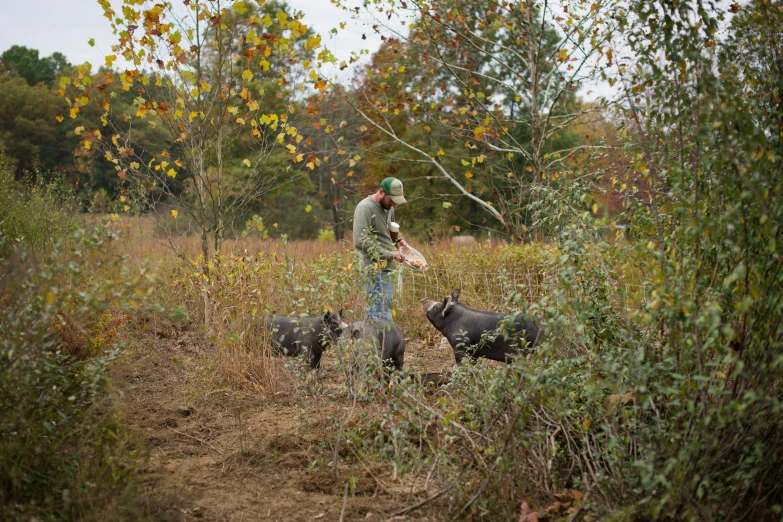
[392,251,405,262]
[398,239,410,249]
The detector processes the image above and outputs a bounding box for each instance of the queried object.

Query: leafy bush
[0,189,160,519]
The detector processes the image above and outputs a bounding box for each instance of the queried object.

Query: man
[353,177,410,321]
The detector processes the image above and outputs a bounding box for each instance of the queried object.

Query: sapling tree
[60,0,335,326]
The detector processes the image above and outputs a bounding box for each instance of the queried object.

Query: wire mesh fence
[396,267,550,313]
[395,266,648,317]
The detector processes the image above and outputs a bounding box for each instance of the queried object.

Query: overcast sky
[0,0,613,100]
[0,0,386,78]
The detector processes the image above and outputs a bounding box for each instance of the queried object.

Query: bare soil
[112,320,462,521]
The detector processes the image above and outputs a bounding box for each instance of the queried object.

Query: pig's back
[270,316,323,347]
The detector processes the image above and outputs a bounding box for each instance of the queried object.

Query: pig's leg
[452,349,467,364]
[392,349,404,370]
[309,348,323,369]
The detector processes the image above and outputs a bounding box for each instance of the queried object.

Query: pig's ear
[451,289,461,302]
[338,307,344,318]
[442,295,454,317]
[323,310,332,322]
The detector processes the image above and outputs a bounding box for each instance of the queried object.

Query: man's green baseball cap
[380,177,406,205]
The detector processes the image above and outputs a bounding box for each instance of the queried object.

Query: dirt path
[113,322,457,521]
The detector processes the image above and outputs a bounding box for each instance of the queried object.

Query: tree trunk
[201,222,211,330]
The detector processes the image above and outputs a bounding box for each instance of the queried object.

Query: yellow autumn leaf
[398,66,406,73]
[242,68,253,80]
[461,159,469,166]
[306,162,315,170]
[436,149,445,156]
[243,159,251,167]
[167,168,177,178]
[592,203,599,214]
[55,114,64,123]
[70,107,80,119]
[305,35,321,51]
[171,209,179,218]
[582,418,592,430]
[46,291,56,304]
[465,172,473,178]
[305,204,312,213]
[236,117,246,125]
[294,153,304,163]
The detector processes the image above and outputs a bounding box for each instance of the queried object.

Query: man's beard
[379,197,393,210]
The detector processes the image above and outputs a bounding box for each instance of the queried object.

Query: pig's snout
[421,298,437,312]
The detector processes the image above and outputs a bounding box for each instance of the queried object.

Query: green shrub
[0,219,160,520]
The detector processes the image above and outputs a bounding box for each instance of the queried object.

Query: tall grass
[0,167,76,260]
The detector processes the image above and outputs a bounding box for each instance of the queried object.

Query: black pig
[342,319,405,370]
[421,289,540,364]
[265,310,347,369]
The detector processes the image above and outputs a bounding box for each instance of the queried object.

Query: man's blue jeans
[364,270,394,321]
